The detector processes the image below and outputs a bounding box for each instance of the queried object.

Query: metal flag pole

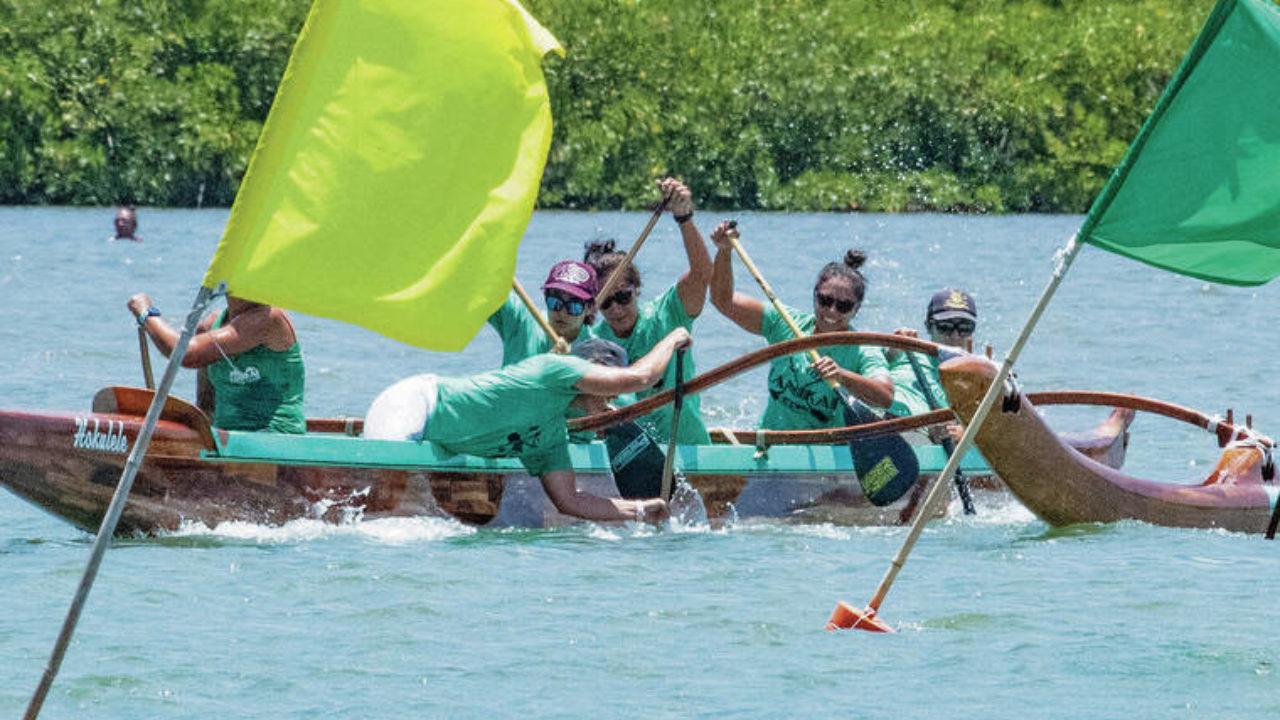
[829,236,1084,631]
[25,283,222,719]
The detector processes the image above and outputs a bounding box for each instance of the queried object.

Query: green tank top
[591,285,710,444]
[206,310,306,433]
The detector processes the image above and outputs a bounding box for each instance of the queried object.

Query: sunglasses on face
[599,289,634,311]
[932,319,976,335]
[814,292,856,314]
[545,294,587,316]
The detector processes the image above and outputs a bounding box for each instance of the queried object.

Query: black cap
[570,338,629,368]
[927,289,977,322]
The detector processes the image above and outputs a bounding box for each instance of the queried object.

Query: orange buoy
[825,601,895,632]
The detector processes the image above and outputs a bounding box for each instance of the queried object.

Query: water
[2,208,1278,718]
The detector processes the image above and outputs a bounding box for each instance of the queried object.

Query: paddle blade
[842,403,920,506]
[604,421,666,499]
[825,601,895,633]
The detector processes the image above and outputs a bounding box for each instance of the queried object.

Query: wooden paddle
[723,227,918,506]
[659,347,687,500]
[594,191,671,304]
[512,278,570,354]
[137,327,155,389]
[905,352,975,514]
[509,274,666,498]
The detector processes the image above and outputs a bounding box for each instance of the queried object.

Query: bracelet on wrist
[137,306,162,327]
[674,211,694,225]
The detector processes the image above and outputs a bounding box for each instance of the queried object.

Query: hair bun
[583,238,617,263]
[844,249,867,270]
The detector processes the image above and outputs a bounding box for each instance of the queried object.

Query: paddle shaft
[904,352,975,515]
[137,326,155,390]
[511,278,570,354]
[1267,498,1280,539]
[659,348,686,500]
[595,194,671,304]
[26,284,219,720]
[725,234,857,405]
[863,235,1083,617]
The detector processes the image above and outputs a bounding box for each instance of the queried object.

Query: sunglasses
[931,319,976,336]
[814,292,856,314]
[599,289,634,311]
[545,294,587,316]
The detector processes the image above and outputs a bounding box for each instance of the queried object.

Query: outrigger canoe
[0,385,993,534]
[939,353,1279,534]
[0,335,1140,535]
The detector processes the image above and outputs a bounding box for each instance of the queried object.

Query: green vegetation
[0,0,1213,211]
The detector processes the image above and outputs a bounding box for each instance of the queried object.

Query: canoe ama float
[939,354,1279,534]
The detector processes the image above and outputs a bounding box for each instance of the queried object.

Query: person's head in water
[812,249,867,332]
[541,260,598,341]
[114,206,138,241]
[569,338,629,414]
[584,239,643,334]
[925,289,977,347]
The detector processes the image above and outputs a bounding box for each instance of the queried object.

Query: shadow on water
[1014,522,1118,544]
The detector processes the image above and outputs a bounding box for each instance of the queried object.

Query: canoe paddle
[510,274,667,498]
[659,347,687,500]
[594,188,671,306]
[137,327,155,389]
[904,352,976,514]
[723,225,918,506]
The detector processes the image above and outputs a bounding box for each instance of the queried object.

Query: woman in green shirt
[127,292,305,433]
[583,178,712,444]
[363,329,692,524]
[487,260,598,366]
[886,288,978,443]
[707,221,892,430]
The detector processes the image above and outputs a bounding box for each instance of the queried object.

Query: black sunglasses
[545,294,587,317]
[599,289,634,311]
[814,292,856,314]
[931,319,976,336]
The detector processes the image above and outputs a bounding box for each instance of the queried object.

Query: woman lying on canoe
[127,292,305,433]
[489,259,598,366]
[582,177,712,444]
[363,330,692,524]
[708,221,892,430]
[886,288,978,443]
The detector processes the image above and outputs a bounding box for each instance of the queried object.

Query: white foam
[170,515,473,544]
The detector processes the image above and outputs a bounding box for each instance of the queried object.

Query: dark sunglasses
[814,292,856,314]
[599,289,634,311]
[931,319,976,336]
[545,294,587,316]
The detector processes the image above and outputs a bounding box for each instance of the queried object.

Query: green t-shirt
[426,354,592,475]
[206,311,306,433]
[886,350,948,418]
[758,303,888,430]
[487,295,595,367]
[591,285,710,444]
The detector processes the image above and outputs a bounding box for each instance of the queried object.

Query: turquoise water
[2,208,1279,717]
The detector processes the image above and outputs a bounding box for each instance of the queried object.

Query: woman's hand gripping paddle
[723,226,918,506]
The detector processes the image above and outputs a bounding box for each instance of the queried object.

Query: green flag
[204,0,562,349]
[1080,0,1280,286]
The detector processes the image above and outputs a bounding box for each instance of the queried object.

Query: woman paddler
[127,292,305,433]
[582,177,712,444]
[363,329,692,523]
[707,221,892,430]
[488,260,598,366]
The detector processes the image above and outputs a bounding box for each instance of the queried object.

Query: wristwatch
[137,305,162,326]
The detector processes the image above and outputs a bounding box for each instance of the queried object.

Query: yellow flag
[204,0,562,350]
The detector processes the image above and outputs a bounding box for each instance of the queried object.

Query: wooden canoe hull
[939,355,1276,534]
[0,407,987,535]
